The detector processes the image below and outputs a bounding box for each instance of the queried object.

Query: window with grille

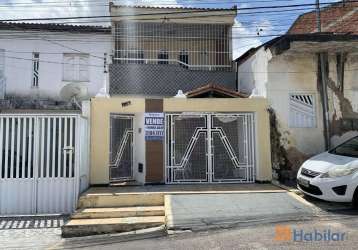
[158,50,169,64]
[179,50,189,69]
[32,52,39,87]
[289,94,316,128]
[63,53,89,82]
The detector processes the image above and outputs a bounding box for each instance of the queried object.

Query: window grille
[158,50,169,65]
[32,52,39,87]
[178,50,189,69]
[63,53,89,82]
[289,94,316,128]
[113,22,233,71]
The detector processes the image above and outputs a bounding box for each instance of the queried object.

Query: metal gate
[0,114,80,215]
[109,114,134,181]
[165,113,256,184]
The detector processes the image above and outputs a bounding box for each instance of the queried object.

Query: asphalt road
[2,193,357,250]
[54,211,358,250]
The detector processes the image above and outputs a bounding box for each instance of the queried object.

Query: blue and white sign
[144,113,164,141]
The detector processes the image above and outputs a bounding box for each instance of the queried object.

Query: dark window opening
[158,50,169,64]
[178,51,189,69]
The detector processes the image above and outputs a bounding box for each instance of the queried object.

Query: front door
[165,113,255,184]
[109,114,134,181]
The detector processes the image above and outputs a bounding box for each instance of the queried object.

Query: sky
[1,0,342,58]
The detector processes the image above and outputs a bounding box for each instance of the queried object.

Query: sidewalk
[0,216,66,250]
[165,192,318,231]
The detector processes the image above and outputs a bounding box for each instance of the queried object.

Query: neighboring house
[0,22,111,108]
[90,4,272,186]
[0,22,111,215]
[236,0,358,183]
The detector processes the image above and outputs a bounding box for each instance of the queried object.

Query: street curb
[48,226,167,249]
[271,180,301,194]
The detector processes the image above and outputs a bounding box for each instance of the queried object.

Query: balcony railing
[113,57,233,71]
[113,22,233,72]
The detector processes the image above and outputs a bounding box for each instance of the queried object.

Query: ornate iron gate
[109,114,134,181]
[0,114,80,215]
[165,113,255,184]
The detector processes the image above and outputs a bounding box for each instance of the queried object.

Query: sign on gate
[144,113,164,141]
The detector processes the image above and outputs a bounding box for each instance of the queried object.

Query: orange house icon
[274,225,292,241]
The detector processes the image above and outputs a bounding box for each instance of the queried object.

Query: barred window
[289,94,316,128]
[32,52,39,87]
[158,50,169,65]
[63,53,89,82]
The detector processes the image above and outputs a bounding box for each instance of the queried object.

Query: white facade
[0,29,111,101]
[237,41,358,175]
[238,47,325,158]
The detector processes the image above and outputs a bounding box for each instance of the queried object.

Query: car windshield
[330,137,358,158]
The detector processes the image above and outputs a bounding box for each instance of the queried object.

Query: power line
[0,1,350,22]
[4,55,104,67]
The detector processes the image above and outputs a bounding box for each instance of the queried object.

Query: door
[109,114,134,181]
[0,115,79,215]
[165,113,255,184]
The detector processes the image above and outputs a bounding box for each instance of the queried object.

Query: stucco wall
[91,97,272,184]
[0,30,111,101]
[267,54,325,156]
[237,47,271,97]
[90,97,146,185]
[326,53,358,147]
[238,51,326,157]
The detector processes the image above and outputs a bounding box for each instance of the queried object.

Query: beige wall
[164,98,272,181]
[90,97,145,184]
[90,97,272,184]
[110,6,237,24]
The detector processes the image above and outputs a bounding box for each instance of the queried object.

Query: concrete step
[72,206,165,219]
[78,193,164,209]
[62,216,165,238]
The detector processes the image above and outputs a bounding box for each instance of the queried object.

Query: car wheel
[353,188,358,209]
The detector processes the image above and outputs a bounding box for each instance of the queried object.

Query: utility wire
[0,1,352,22]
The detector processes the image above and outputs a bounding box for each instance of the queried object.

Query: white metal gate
[109,114,134,181]
[165,113,256,184]
[0,114,80,215]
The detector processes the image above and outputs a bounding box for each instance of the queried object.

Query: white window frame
[289,93,317,128]
[32,52,40,88]
[63,53,90,82]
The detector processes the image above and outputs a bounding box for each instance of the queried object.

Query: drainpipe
[316,0,330,149]
[319,53,331,150]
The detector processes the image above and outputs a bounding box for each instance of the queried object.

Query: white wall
[0,30,111,101]
[133,113,146,184]
[238,50,326,156]
[267,54,325,155]
[237,47,271,97]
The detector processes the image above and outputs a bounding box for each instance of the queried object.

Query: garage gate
[165,113,256,183]
[0,114,81,215]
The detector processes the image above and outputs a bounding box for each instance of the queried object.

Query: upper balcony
[109,21,237,96]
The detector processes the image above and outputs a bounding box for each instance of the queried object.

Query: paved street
[1,194,357,250]
[57,212,358,250]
